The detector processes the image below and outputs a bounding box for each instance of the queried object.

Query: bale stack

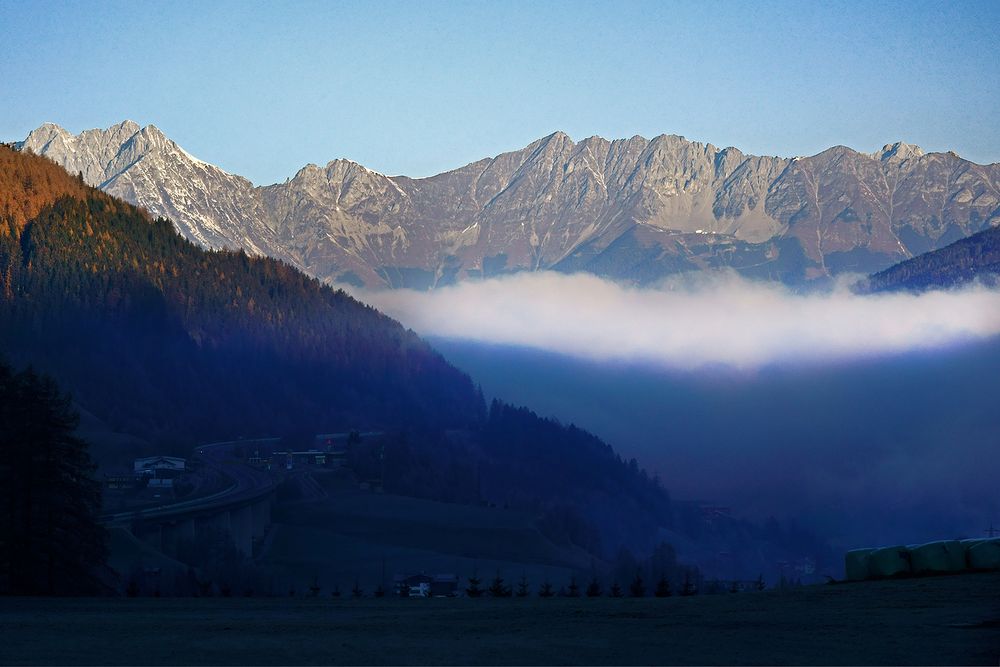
[966,538,1000,570]
[909,541,965,574]
[844,537,1000,581]
[845,549,875,581]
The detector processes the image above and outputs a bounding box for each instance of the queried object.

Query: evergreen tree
[538,580,554,598]
[566,576,580,598]
[352,579,364,598]
[488,570,511,597]
[0,361,108,595]
[585,576,602,597]
[609,581,623,598]
[515,574,529,598]
[465,573,483,598]
[655,575,672,598]
[629,571,645,598]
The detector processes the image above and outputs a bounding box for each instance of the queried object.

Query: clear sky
[2,0,998,185]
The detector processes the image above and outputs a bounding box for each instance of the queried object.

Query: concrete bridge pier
[137,522,163,553]
[197,509,231,543]
[159,518,197,559]
[252,497,271,540]
[230,505,254,557]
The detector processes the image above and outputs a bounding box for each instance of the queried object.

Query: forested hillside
[0,144,681,558]
[0,144,483,448]
[865,225,1000,292]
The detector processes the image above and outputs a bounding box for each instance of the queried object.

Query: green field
[259,473,595,593]
[2,572,998,665]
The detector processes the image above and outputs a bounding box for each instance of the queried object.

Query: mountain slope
[864,224,1000,291]
[0,144,683,558]
[21,123,1000,287]
[0,142,482,446]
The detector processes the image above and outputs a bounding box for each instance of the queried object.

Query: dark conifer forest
[864,225,1000,292]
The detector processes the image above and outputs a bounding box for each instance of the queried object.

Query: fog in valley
[358,272,1000,551]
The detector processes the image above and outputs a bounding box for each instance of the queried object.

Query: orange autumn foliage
[0,143,90,233]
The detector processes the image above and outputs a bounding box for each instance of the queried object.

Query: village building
[133,456,186,487]
[393,573,459,597]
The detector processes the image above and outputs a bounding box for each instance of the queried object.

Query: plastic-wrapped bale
[868,546,911,578]
[967,538,1000,571]
[909,540,966,574]
[845,548,875,581]
[961,539,986,563]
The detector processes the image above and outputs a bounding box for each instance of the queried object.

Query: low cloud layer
[356,271,1000,369]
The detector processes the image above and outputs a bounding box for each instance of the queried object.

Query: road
[101,437,279,526]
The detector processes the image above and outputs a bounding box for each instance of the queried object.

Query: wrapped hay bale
[909,540,966,574]
[868,546,911,578]
[967,538,1000,571]
[845,548,875,581]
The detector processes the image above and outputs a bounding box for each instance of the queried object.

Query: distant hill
[20,122,1000,288]
[864,224,1000,292]
[0,144,682,558]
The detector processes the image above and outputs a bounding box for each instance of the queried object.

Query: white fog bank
[353,272,1000,370]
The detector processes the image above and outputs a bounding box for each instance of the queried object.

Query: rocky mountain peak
[17,121,1000,289]
[876,141,926,163]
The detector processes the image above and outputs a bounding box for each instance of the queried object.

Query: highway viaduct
[102,438,279,559]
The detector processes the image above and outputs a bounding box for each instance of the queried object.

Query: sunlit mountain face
[20,122,1000,291]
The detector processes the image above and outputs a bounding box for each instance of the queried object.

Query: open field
[259,473,594,592]
[1,572,998,665]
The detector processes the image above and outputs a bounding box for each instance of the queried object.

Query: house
[271,450,330,470]
[133,456,186,487]
[393,573,459,597]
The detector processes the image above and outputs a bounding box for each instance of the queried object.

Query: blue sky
[2,0,998,184]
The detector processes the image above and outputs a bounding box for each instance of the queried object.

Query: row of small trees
[464,571,702,598]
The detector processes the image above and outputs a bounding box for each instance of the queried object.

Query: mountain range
[17,121,1000,288]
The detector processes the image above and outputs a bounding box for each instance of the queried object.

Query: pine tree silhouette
[655,575,672,597]
[629,571,645,598]
[466,574,484,598]
[0,362,107,595]
[586,576,602,597]
[489,570,512,597]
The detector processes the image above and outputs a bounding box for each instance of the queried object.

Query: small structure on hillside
[393,573,458,597]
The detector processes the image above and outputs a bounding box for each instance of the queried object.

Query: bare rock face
[21,122,1000,288]
[18,121,296,265]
